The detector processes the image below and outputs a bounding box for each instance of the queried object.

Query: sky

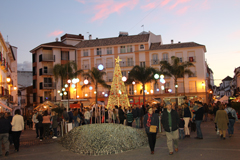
[0,0,239,86]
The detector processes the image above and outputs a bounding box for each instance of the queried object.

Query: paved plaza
[1,121,240,160]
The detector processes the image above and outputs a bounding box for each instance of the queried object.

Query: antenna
[7,35,8,42]
[141,25,144,32]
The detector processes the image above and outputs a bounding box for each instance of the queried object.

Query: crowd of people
[0,97,239,157]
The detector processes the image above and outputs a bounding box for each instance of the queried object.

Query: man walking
[0,113,11,157]
[161,102,180,155]
[225,103,238,137]
[194,102,204,139]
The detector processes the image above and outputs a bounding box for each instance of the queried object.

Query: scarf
[146,113,152,127]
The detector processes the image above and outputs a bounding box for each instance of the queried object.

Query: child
[127,108,134,126]
[191,101,199,121]
[179,117,185,139]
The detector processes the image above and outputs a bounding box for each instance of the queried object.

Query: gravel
[60,123,148,155]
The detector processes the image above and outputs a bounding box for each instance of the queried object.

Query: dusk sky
[0,0,239,86]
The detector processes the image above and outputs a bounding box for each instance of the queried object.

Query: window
[44,78,52,87]
[107,47,112,54]
[189,81,196,92]
[129,85,134,95]
[32,54,36,63]
[33,80,36,89]
[33,67,36,75]
[178,82,184,93]
[122,71,127,77]
[140,61,145,67]
[61,51,69,60]
[127,45,132,52]
[44,66,48,73]
[127,58,133,66]
[162,53,168,61]
[97,48,102,55]
[33,93,37,102]
[152,54,158,65]
[83,49,88,57]
[120,46,126,53]
[140,44,144,49]
[107,72,113,82]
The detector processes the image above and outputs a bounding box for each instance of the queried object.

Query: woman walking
[143,106,159,154]
[42,111,51,139]
[183,103,191,137]
[11,109,24,152]
[215,105,229,139]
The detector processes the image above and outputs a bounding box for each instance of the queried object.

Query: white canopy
[218,95,229,103]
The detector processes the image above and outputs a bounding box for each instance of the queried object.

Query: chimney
[55,38,59,42]
[171,40,173,44]
[178,41,181,43]
[89,34,92,40]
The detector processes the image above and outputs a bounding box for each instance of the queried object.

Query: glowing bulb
[57,90,60,93]
[60,93,63,96]
[161,86,165,90]
[160,74,164,79]
[64,91,67,95]
[132,81,135,85]
[122,76,127,82]
[154,74,159,79]
[84,79,89,85]
[67,79,71,83]
[85,94,88,97]
[89,86,93,90]
[65,84,68,88]
[62,88,65,91]
[150,90,153,93]
[71,84,76,88]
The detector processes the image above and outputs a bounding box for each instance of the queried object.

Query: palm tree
[127,65,158,106]
[160,56,194,96]
[53,61,83,100]
[82,67,110,104]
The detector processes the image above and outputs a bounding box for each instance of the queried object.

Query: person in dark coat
[37,111,43,141]
[143,106,159,154]
[51,111,58,139]
[140,105,145,128]
[118,106,125,124]
[193,102,204,139]
[161,102,180,155]
[0,113,11,156]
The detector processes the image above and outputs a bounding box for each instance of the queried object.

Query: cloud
[176,6,189,14]
[141,2,157,11]
[17,61,32,71]
[76,0,85,4]
[91,0,139,22]
[161,0,171,7]
[228,30,240,39]
[48,30,64,37]
[169,0,191,10]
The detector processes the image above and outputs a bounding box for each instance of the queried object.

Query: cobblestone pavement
[1,121,240,160]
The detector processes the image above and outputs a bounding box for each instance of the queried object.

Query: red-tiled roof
[41,42,76,48]
[75,34,149,48]
[150,42,206,51]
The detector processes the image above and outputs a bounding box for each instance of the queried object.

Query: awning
[0,101,12,111]
[70,104,80,108]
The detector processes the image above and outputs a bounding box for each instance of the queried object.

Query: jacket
[215,110,229,130]
[225,107,238,121]
[161,109,180,132]
[0,117,11,133]
[143,113,159,133]
[183,107,192,118]
[52,115,58,128]
[118,109,125,120]
[193,107,204,120]
[37,114,43,127]
[11,115,24,131]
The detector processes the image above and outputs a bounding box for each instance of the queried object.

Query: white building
[0,31,18,112]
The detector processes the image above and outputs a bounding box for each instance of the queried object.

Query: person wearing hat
[193,102,204,139]
[161,102,180,155]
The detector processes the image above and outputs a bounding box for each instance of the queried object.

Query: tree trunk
[143,84,145,106]
[174,79,178,96]
[183,76,185,96]
[95,82,98,104]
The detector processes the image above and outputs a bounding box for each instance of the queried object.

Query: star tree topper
[115,56,122,63]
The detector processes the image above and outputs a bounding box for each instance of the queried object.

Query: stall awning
[0,101,12,111]
[70,104,80,108]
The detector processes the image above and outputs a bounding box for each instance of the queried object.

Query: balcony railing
[188,72,197,77]
[119,61,134,67]
[151,59,159,65]
[40,82,56,90]
[41,68,53,75]
[39,54,54,62]
[188,56,196,62]
[82,64,90,70]
[161,58,169,62]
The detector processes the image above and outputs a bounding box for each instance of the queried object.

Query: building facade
[0,31,18,112]
[30,31,209,106]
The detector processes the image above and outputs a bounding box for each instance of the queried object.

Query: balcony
[40,82,56,90]
[151,59,159,65]
[119,61,134,67]
[188,56,196,62]
[82,64,90,70]
[39,54,54,62]
[161,58,169,62]
[1,57,6,70]
[40,68,53,76]
[21,99,26,105]
[106,62,114,68]
[3,62,8,73]
[9,95,14,103]
[188,72,197,77]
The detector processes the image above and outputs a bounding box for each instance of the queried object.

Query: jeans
[43,123,51,137]
[147,133,157,151]
[228,119,235,135]
[135,117,140,128]
[35,123,39,137]
[12,131,21,150]
[53,128,58,137]
[166,129,179,152]
[73,122,79,128]
[85,119,90,124]
[195,120,203,138]
[179,129,185,139]
[0,133,9,155]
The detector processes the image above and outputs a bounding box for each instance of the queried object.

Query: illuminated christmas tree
[107,56,130,109]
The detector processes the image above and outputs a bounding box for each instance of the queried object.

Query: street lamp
[122,76,127,82]
[67,79,71,84]
[132,81,135,85]
[98,64,104,71]
[6,77,11,83]
[154,74,159,79]
[84,79,89,85]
